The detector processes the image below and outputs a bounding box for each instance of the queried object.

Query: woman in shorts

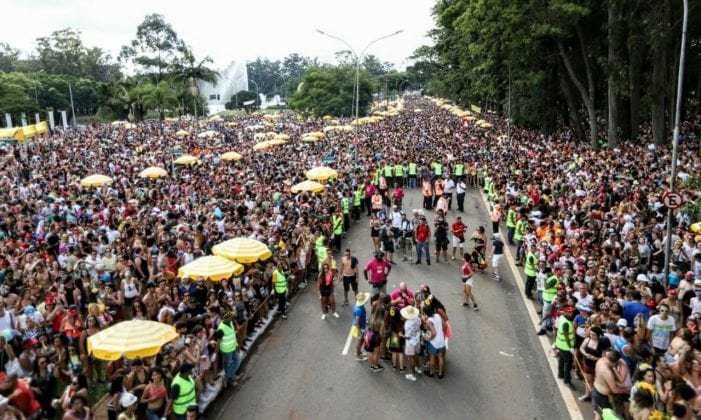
[365,305,385,373]
[317,264,339,320]
[402,305,421,381]
[461,253,478,310]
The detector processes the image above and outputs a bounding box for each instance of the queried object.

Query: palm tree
[170,44,219,87]
[142,81,178,120]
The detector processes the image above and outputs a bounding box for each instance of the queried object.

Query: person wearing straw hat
[401,305,421,381]
[353,292,370,361]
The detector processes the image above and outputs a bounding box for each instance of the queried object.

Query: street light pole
[316,29,403,125]
[68,83,77,128]
[663,0,689,278]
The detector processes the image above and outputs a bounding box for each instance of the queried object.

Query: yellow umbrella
[275,134,290,140]
[265,131,278,139]
[174,155,200,165]
[212,238,273,264]
[197,130,217,138]
[138,167,168,179]
[175,130,190,137]
[87,320,178,361]
[268,139,287,145]
[221,152,243,162]
[291,180,326,193]
[253,141,272,151]
[80,174,113,188]
[322,115,332,120]
[253,133,267,141]
[178,255,244,280]
[691,222,701,234]
[306,166,338,181]
[480,122,493,129]
[302,136,318,143]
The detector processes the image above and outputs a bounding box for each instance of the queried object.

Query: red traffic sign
[662,191,683,209]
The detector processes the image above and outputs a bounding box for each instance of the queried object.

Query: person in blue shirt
[353,292,369,361]
[623,289,649,327]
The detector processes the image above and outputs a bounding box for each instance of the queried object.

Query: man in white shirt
[455,179,467,212]
[647,303,676,354]
[443,176,456,211]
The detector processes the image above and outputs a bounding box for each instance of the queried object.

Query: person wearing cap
[353,292,370,361]
[363,252,391,299]
[487,233,505,281]
[167,363,196,420]
[401,305,421,381]
[554,305,576,389]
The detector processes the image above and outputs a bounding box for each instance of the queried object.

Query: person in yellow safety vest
[432,162,442,177]
[422,178,433,210]
[523,245,538,299]
[383,163,394,186]
[555,305,576,388]
[341,194,350,232]
[483,175,491,194]
[394,163,404,187]
[514,213,528,265]
[167,363,196,420]
[408,162,418,188]
[352,188,363,221]
[487,179,496,201]
[372,170,380,186]
[218,311,241,386]
[506,206,517,246]
[454,162,464,178]
[332,210,344,251]
[272,264,288,319]
[537,267,559,335]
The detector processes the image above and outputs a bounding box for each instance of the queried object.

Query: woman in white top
[423,303,446,378]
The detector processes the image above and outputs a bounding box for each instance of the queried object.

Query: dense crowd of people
[0,93,697,420]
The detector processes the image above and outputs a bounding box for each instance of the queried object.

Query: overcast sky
[4,0,436,71]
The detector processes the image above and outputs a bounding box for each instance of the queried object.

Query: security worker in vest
[394,162,404,187]
[272,262,288,319]
[383,162,394,187]
[407,162,418,188]
[332,209,344,251]
[218,310,241,387]
[352,187,363,221]
[341,193,351,232]
[555,305,577,389]
[523,243,539,299]
[537,267,559,335]
[168,362,197,420]
[505,205,518,246]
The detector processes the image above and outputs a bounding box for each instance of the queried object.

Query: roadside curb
[478,191,584,420]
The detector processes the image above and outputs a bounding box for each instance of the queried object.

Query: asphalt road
[211,188,570,420]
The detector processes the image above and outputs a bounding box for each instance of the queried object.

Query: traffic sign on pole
[662,191,683,209]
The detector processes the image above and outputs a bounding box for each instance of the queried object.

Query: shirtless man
[340,249,359,306]
[592,349,630,420]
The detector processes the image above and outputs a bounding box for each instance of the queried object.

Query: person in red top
[0,373,42,419]
[451,216,467,261]
[391,184,404,209]
[363,252,392,299]
[389,282,415,309]
[415,217,431,265]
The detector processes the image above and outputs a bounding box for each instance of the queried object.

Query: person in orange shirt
[433,178,444,208]
[422,179,433,210]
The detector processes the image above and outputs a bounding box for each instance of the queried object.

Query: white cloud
[3,0,436,71]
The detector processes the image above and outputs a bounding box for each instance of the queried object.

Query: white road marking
[341,327,354,355]
[499,351,514,357]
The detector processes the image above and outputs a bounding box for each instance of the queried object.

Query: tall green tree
[142,81,178,120]
[289,66,373,117]
[119,14,183,82]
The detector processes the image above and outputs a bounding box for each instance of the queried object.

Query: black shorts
[436,239,448,251]
[383,241,395,253]
[591,388,611,412]
[343,275,358,293]
[320,286,333,297]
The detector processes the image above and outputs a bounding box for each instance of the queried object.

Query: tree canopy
[289,66,374,117]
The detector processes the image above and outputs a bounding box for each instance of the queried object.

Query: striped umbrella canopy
[178,255,244,280]
[221,152,243,162]
[80,174,113,188]
[138,167,168,178]
[87,320,178,361]
[212,238,272,264]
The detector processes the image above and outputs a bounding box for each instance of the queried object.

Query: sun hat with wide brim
[355,292,370,306]
[400,305,420,320]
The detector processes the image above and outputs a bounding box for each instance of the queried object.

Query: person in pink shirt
[390,282,414,309]
[363,252,392,299]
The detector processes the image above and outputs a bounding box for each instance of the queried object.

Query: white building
[198,61,249,115]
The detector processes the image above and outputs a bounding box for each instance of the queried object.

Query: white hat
[616,318,628,328]
[493,233,501,240]
[636,274,649,282]
[575,301,591,312]
[400,305,420,320]
[120,392,138,408]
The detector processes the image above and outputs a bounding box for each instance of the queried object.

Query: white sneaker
[321,314,327,320]
[405,374,417,381]
[332,312,340,318]
[415,368,422,375]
